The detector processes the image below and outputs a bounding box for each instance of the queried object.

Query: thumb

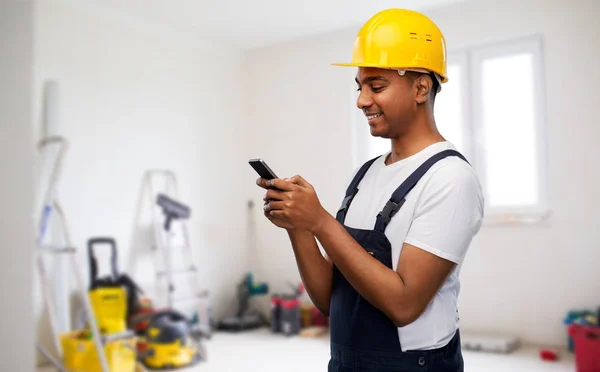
[288,174,310,188]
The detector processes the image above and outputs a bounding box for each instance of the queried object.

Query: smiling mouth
[366,113,382,120]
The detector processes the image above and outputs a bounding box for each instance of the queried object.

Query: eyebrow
[355,76,389,85]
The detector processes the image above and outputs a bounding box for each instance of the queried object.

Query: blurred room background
[1,0,599,371]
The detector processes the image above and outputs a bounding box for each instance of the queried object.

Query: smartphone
[249,158,278,180]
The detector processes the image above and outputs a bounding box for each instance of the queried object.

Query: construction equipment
[87,237,145,335]
[34,136,110,372]
[270,283,304,337]
[134,309,206,369]
[156,192,192,310]
[218,272,269,331]
[59,329,137,372]
[130,170,212,336]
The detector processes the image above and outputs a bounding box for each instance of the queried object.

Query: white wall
[243,29,358,299]
[33,0,254,361]
[244,0,600,347]
[0,1,36,371]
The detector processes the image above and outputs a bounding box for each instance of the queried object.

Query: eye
[371,86,384,93]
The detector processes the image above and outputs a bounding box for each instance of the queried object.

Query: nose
[356,88,373,110]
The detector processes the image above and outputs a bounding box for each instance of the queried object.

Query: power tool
[134,309,208,370]
[217,273,269,331]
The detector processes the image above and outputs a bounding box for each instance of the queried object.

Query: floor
[38,328,576,372]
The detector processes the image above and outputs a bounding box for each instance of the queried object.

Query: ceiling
[80,0,465,50]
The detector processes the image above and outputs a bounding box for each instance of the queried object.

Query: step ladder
[132,170,212,333]
[35,136,110,372]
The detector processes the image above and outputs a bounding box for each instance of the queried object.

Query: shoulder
[423,156,482,196]
[413,156,484,217]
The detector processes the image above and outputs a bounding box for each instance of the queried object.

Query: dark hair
[429,72,439,103]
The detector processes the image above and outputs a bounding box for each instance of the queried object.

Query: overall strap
[374,150,469,233]
[336,156,380,223]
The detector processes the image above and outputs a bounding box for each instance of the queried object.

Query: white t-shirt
[343,141,484,351]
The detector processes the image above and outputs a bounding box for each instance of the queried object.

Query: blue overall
[328,150,468,372]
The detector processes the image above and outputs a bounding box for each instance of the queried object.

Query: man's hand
[256,177,334,315]
[256,177,295,230]
[258,175,328,232]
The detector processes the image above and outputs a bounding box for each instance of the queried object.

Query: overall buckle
[337,195,353,213]
[338,188,359,214]
[377,199,405,225]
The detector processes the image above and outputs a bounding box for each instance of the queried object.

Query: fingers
[255,174,308,232]
[263,200,286,213]
[256,177,284,190]
[263,188,286,202]
[256,178,271,190]
[267,178,297,191]
[288,175,310,188]
[263,205,295,229]
[262,200,290,220]
[256,177,297,191]
[268,209,287,219]
[256,176,309,190]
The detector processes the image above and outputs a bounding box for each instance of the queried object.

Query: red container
[539,348,559,361]
[569,324,600,372]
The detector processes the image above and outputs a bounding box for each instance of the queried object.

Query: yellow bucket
[61,330,136,372]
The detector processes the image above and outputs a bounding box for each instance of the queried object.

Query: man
[256,8,484,372]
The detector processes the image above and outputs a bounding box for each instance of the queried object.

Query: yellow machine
[88,238,129,335]
[140,339,199,370]
[89,286,128,335]
[135,310,204,370]
[58,237,140,372]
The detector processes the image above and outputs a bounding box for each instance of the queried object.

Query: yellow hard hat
[333,8,448,84]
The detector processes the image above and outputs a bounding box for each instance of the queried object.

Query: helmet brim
[331,62,448,84]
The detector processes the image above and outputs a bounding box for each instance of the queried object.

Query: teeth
[367,113,382,119]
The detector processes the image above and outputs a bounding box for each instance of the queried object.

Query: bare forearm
[312,212,411,326]
[287,229,332,315]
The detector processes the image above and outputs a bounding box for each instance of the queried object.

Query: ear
[414,74,433,104]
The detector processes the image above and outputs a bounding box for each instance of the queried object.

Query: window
[351,35,549,224]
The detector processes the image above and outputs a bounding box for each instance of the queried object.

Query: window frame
[466,34,550,224]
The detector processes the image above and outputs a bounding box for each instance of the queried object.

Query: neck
[385,110,445,165]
